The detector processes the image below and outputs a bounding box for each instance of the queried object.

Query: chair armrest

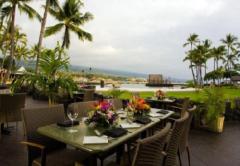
[20,141,45,150]
[168,105,182,110]
[168,117,177,122]
[21,141,46,166]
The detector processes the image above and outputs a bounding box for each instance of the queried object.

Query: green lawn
[100,87,240,102]
[166,87,240,102]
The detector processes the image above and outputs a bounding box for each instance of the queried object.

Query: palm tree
[1,26,30,68]
[29,44,39,59]
[45,0,93,55]
[0,1,5,30]
[211,46,226,84]
[183,33,200,49]
[183,33,200,85]
[35,0,59,73]
[202,39,212,76]
[1,0,41,83]
[221,34,239,71]
[0,6,12,50]
[212,46,226,71]
[189,45,208,87]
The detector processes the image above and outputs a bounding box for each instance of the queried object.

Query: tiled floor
[1,97,240,166]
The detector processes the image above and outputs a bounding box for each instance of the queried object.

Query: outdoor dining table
[145,97,176,109]
[37,108,174,165]
[72,91,85,102]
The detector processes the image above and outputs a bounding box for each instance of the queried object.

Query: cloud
[14,0,240,79]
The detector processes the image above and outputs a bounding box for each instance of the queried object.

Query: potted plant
[203,87,225,133]
[11,43,77,105]
[106,88,126,99]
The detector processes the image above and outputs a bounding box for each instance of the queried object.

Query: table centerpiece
[155,90,165,100]
[127,97,151,117]
[85,100,119,128]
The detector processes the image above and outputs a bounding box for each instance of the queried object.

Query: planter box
[208,116,225,133]
[193,117,225,133]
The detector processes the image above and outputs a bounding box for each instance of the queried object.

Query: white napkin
[150,108,161,113]
[149,112,163,117]
[116,110,125,114]
[163,99,174,102]
[120,123,141,129]
[83,136,108,144]
[119,113,127,118]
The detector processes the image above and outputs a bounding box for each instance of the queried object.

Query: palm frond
[48,6,64,21]
[62,28,70,48]
[69,23,92,41]
[183,43,189,47]
[18,3,41,21]
[44,23,64,37]
[1,5,12,18]
[75,12,94,24]
[49,0,60,8]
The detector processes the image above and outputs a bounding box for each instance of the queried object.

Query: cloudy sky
[16,0,240,79]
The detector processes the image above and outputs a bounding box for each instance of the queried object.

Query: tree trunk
[0,18,11,74]
[195,65,200,88]
[216,60,220,85]
[61,27,68,49]
[190,62,196,85]
[35,0,50,73]
[60,28,68,60]
[3,4,16,84]
[204,62,207,75]
[61,38,66,50]
[213,59,216,84]
[200,66,203,87]
[204,62,207,85]
[195,66,198,87]
[189,44,197,86]
[227,47,230,71]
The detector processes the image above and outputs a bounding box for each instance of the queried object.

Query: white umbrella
[16,66,26,75]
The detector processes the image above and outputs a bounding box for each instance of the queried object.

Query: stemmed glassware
[67,107,79,133]
[126,109,134,123]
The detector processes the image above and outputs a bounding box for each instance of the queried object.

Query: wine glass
[67,107,79,133]
[127,110,134,123]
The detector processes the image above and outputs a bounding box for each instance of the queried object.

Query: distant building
[231,76,240,84]
[146,74,172,87]
[148,74,163,85]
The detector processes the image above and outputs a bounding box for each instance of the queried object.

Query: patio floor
[0,97,240,166]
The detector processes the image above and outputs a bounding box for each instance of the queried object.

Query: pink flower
[107,111,113,119]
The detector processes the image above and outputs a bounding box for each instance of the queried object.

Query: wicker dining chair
[21,105,89,166]
[131,123,172,166]
[111,99,123,110]
[163,111,189,166]
[0,93,26,129]
[83,89,95,101]
[68,101,97,118]
[168,98,190,119]
[178,105,197,166]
